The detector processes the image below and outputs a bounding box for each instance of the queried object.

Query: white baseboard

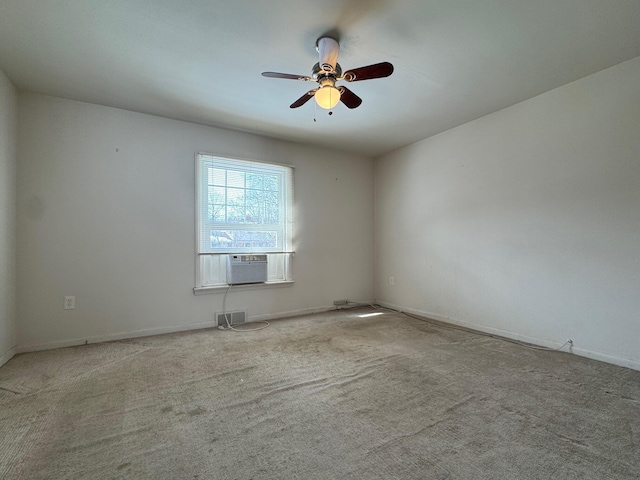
[377,301,640,372]
[249,301,375,323]
[16,320,218,354]
[15,305,341,354]
[0,346,16,367]
[249,305,338,322]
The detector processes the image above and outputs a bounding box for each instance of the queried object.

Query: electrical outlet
[389,276,395,285]
[64,296,75,310]
[333,299,349,305]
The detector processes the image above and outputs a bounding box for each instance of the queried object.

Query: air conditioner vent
[227,254,268,285]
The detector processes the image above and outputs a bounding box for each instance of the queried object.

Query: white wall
[0,69,17,366]
[374,56,640,369]
[17,93,374,350]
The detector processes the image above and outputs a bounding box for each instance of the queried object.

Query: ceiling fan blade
[290,90,316,108]
[262,72,311,81]
[343,62,394,82]
[338,86,362,109]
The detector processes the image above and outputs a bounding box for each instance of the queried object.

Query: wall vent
[216,310,247,327]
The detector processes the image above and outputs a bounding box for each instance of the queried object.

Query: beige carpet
[1,308,639,479]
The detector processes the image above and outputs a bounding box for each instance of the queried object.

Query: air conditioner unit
[227,254,268,285]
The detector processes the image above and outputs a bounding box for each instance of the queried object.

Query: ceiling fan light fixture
[314,78,341,109]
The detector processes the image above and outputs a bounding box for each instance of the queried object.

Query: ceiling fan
[262,37,394,110]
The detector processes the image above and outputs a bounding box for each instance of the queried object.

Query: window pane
[210,186,225,204]
[209,230,233,249]
[227,170,245,188]
[264,174,278,190]
[268,193,279,223]
[227,187,245,206]
[246,172,262,189]
[245,191,264,224]
[210,168,226,186]
[227,206,244,223]
[250,231,277,248]
[211,230,278,249]
[210,204,226,222]
[247,190,279,224]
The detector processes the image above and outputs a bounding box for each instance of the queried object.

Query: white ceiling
[1,0,639,157]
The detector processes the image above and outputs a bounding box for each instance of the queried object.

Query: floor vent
[216,310,247,327]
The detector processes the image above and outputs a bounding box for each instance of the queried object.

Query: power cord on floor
[218,285,269,332]
[380,306,573,353]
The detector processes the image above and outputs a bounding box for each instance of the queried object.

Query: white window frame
[194,153,294,291]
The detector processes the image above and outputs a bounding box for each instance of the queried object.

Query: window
[196,154,293,288]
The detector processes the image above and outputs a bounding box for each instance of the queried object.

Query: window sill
[193,280,295,295]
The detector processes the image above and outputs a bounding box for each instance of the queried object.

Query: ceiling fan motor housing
[316,37,340,72]
[312,62,342,80]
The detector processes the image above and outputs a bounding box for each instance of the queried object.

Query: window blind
[197,154,293,255]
